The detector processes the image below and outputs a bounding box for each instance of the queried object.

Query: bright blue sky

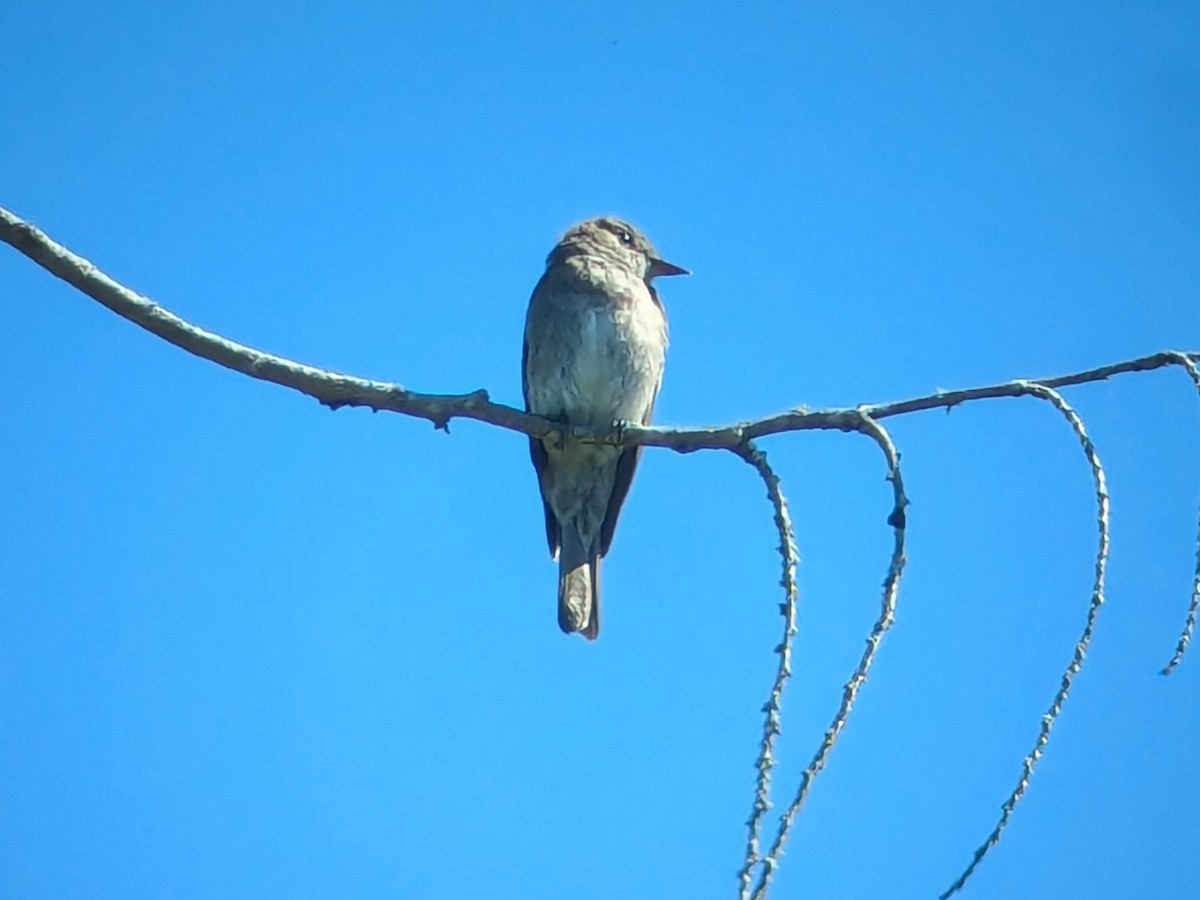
[2,2,1198,898]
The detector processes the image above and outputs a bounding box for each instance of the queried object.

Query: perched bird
[522,217,688,639]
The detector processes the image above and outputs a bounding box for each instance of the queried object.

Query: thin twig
[732,441,801,900]
[1160,352,1200,676]
[748,412,908,900]
[940,382,1111,899]
[2,205,1197,452]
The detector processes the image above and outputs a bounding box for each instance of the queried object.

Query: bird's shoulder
[530,256,645,309]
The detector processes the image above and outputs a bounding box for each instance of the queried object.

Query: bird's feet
[538,413,569,450]
[610,419,636,446]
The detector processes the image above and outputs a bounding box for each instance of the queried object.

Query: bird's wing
[600,446,641,558]
[598,378,660,558]
[522,332,560,559]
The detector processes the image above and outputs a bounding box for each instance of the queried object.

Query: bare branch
[748,412,908,900]
[941,382,1111,899]
[2,205,1197,454]
[4,205,1198,898]
[733,442,801,900]
[0,206,536,433]
[1160,352,1200,676]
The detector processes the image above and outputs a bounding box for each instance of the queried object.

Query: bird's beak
[648,257,690,279]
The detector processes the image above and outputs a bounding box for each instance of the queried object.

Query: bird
[522,217,688,639]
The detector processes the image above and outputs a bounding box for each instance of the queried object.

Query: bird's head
[549,217,689,283]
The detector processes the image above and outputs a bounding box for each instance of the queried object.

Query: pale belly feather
[523,268,667,534]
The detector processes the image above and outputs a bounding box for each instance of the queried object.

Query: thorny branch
[1160,352,1200,676]
[733,442,801,900]
[940,384,1110,899]
[746,413,907,900]
[3,204,1198,898]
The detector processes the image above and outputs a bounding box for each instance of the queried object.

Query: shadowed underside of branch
[3,204,1197,898]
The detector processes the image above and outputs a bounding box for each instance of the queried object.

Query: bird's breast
[525,283,666,426]
[571,307,623,405]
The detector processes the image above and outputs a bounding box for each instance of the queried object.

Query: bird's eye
[618,229,633,245]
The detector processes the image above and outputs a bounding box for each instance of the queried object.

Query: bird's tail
[558,527,600,640]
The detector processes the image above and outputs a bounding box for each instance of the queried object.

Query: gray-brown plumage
[522,217,687,639]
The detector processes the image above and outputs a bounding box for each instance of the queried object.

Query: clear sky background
[2,2,1198,898]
